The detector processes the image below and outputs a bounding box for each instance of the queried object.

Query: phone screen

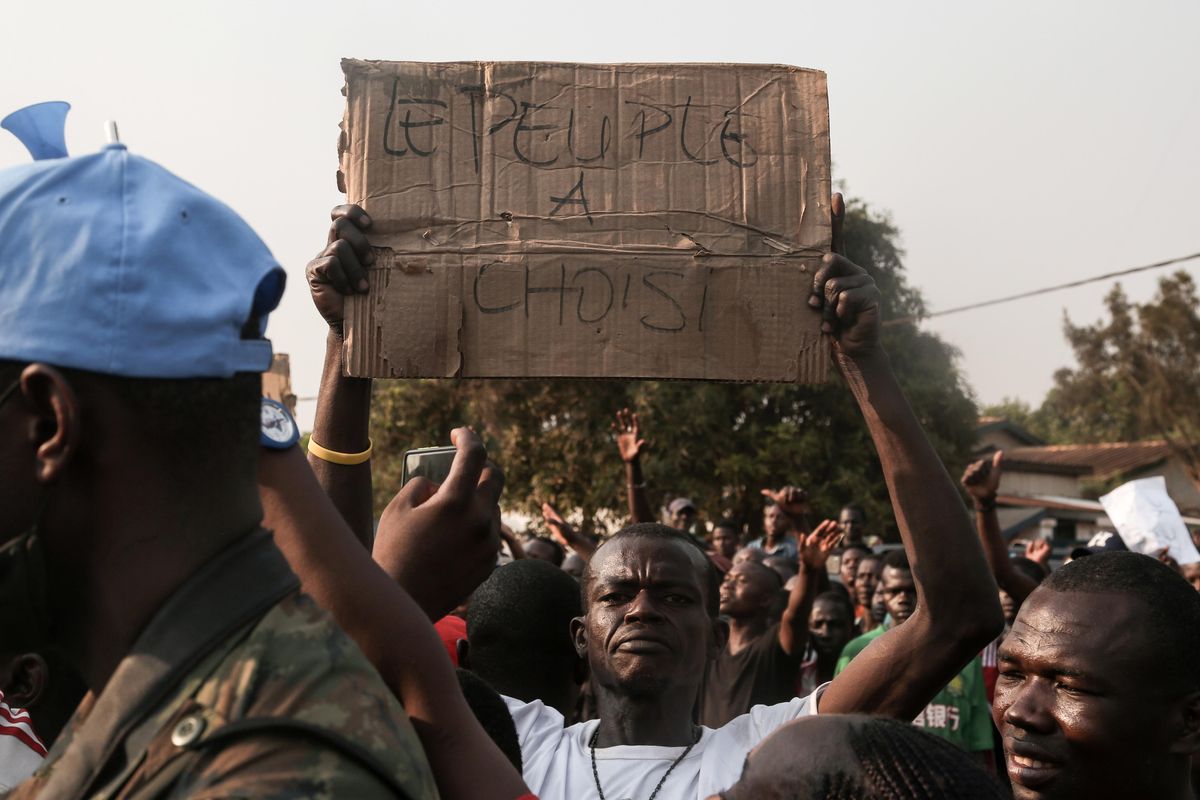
[402,446,458,486]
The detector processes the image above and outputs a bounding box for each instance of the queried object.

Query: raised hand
[541,501,596,560]
[541,502,573,546]
[961,451,1004,502]
[800,519,843,572]
[809,195,883,360]
[306,204,375,335]
[499,524,526,560]
[760,485,810,518]
[1024,538,1051,567]
[611,408,647,463]
[372,427,503,620]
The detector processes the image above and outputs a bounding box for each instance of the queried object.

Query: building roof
[1003,441,1173,481]
[997,507,1048,541]
[975,417,1044,446]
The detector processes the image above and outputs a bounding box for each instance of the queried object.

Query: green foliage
[369,198,979,541]
[1038,271,1200,487]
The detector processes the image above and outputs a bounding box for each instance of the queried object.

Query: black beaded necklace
[588,726,700,800]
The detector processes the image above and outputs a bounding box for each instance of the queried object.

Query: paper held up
[1099,476,1200,565]
[337,59,832,382]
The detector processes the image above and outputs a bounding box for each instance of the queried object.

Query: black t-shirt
[699,622,803,728]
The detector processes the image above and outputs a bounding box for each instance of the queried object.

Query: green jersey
[835,624,993,752]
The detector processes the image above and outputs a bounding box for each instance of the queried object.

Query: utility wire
[887,250,1200,326]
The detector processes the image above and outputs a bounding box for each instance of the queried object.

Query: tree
[1039,271,1200,489]
[369,198,979,541]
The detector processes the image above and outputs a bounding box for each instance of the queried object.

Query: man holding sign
[307,184,1004,798]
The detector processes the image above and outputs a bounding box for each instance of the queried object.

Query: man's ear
[20,365,81,485]
[3,654,48,709]
[1170,691,1200,755]
[455,638,470,670]
[571,615,588,659]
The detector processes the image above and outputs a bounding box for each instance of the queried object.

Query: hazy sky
[3,0,1197,429]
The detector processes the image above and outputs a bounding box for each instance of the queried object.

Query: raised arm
[779,519,841,656]
[961,451,1040,604]
[500,524,527,560]
[817,195,1003,719]
[258,435,530,800]
[612,408,655,523]
[305,204,376,547]
[542,501,597,561]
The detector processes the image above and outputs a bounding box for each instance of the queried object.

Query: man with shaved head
[315,196,1004,799]
[993,552,1200,799]
[496,241,1002,798]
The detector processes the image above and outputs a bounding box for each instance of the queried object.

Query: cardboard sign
[339,60,831,381]
[261,353,297,416]
[1100,476,1200,565]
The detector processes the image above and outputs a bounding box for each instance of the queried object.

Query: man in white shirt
[501,210,1004,800]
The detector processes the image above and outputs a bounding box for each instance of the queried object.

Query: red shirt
[435,615,468,666]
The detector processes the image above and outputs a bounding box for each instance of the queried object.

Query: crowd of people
[1,101,1199,799]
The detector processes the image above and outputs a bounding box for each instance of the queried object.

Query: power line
[888,250,1200,326]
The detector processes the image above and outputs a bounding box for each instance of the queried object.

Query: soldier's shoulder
[180,592,437,798]
[197,592,387,716]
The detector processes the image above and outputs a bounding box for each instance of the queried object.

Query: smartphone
[401,446,458,486]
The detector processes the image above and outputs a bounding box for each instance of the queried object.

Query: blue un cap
[0,102,285,379]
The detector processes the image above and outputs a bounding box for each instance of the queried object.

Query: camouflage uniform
[9,530,439,799]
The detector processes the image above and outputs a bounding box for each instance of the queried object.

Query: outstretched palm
[611,408,647,463]
[801,519,843,572]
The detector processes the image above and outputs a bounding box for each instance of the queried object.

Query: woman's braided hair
[720,715,1005,800]
[848,716,1005,799]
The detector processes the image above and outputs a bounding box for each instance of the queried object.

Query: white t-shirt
[505,688,822,800]
[0,695,44,791]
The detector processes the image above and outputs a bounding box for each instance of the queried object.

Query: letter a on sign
[549,173,592,224]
